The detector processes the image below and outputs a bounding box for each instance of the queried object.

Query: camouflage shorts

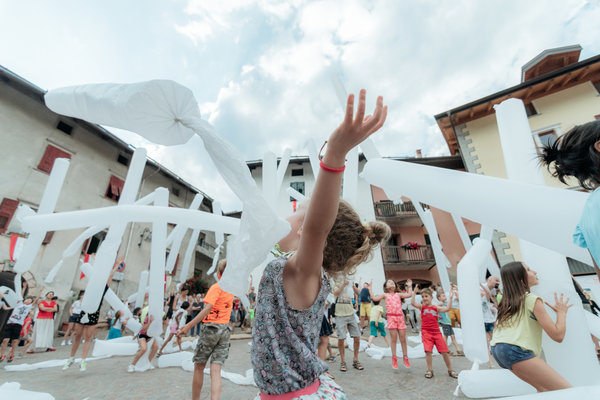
[193,323,231,365]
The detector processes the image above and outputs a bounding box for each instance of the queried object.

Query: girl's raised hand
[326,90,387,163]
[545,293,572,314]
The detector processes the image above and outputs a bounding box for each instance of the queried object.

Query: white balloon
[457,239,491,364]
[157,351,193,368]
[212,201,224,246]
[92,340,138,357]
[14,158,69,273]
[0,286,18,308]
[458,369,536,398]
[147,188,168,337]
[501,385,600,399]
[262,151,278,211]
[135,270,149,309]
[342,147,359,208]
[361,159,592,265]
[179,228,202,283]
[585,310,600,339]
[166,194,203,273]
[275,148,292,195]
[0,382,55,400]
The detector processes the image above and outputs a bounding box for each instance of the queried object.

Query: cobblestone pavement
[1,329,477,399]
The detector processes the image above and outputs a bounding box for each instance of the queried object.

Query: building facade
[435,45,600,272]
[0,66,221,331]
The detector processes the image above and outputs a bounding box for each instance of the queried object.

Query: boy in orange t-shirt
[179,260,233,400]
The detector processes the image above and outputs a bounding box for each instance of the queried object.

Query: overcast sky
[2,0,599,211]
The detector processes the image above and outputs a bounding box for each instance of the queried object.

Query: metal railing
[374,201,426,218]
[383,245,434,264]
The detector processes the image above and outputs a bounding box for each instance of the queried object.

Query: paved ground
[1,329,477,399]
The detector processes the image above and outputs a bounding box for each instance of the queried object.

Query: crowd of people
[1,97,599,399]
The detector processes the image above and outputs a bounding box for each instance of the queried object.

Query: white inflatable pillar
[414,204,451,293]
[14,158,70,273]
[165,193,203,274]
[135,270,149,308]
[147,187,168,337]
[495,98,600,385]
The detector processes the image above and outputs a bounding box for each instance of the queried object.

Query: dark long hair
[496,261,529,328]
[539,120,600,190]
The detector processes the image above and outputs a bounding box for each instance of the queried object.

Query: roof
[0,65,213,208]
[521,45,582,82]
[247,154,464,171]
[435,52,600,155]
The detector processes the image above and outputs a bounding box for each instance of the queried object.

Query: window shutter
[42,231,55,244]
[106,175,125,201]
[0,198,19,234]
[37,145,71,174]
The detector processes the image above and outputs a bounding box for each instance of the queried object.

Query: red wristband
[319,159,346,173]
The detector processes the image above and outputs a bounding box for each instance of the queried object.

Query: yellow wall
[461,81,600,261]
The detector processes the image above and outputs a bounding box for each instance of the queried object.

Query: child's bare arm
[410,285,422,309]
[292,91,386,279]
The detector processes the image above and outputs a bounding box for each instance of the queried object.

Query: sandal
[340,361,347,372]
[448,370,458,379]
[425,370,434,379]
[352,360,364,371]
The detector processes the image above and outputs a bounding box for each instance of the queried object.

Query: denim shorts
[484,322,495,333]
[491,343,535,370]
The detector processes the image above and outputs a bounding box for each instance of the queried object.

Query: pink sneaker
[392,356,398,369]
[403,355,411,369]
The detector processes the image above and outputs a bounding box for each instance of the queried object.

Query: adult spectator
[333,278,363,372]
[33,290,58,352]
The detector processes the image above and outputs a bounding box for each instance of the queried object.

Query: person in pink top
[370,279,413,369]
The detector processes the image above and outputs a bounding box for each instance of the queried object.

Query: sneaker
[7,355,13,363]
[148,364,155,370]
[61,340,66,346]
[26,350,34,354]
[68,340,73,345]
[0,355,5,362]
[391,356,398,369]
[80,361,87,372]
[403,355,411,369]
[47,348,56,352]
[127,364,135,373]
[62,359,73,370]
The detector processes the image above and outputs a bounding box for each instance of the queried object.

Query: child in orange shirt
[179,260,233,400]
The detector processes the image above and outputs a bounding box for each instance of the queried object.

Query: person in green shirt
[366,300,389,348]
[490,261,572,392]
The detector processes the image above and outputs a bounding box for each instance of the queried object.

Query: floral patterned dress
[251,257,346,399]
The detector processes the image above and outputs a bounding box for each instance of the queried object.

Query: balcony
[374,201,427,226]
[382,245,435,270]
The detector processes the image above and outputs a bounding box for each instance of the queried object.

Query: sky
[2,0,600,211]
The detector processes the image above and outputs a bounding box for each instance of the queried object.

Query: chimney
[416,149,423,158]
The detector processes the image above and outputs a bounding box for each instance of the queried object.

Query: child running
[370,279,412,369]
[490,261,572,392]
[437,292,463,356]
[251,89,389,399]
[0,283,43,362]
[158,301,189,355]
[19,310,35,357]
[178,260,233,400]
[107,310,129,340]
[539,119,600,280]
[128,307,158,372]
[366,299,390,348]
[410,285,459,379]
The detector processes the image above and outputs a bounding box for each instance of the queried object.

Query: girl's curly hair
[539,120,600,190]
[322,200,391,278]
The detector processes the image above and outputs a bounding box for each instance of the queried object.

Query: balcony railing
[383,245,434,264]
[374,201,427,218]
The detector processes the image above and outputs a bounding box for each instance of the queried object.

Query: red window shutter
[0,198,19,234]
[106,175,125,201]
[595,114,600,120]
[42,231,55,244]
[37,145,71,174]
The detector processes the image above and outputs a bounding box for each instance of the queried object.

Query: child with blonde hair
[369,279,413,369]
[252,89,389,399]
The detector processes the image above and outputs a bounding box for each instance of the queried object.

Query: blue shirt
[438,301,451,325]
[359,288,371,303]
[574,188,600,265]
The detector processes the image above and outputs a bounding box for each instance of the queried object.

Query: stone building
[0,65,221,331]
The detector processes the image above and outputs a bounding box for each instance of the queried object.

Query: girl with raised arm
[252,90,389,399]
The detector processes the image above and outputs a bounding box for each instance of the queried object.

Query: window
[172,186,181,197]
[524,103,538,117]
[291,168,304,176]
[37,144,71,174]
[533,130,558,152]
[595,114,600,120]
[289,182,305,201]
[56,121,73,135]
[117,154,130,166]
[0,198,19,234]
[105,175,125,202]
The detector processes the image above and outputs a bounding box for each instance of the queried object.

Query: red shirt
[37,301,56,319]
[21,317,32,336]
[420,305,440,332]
